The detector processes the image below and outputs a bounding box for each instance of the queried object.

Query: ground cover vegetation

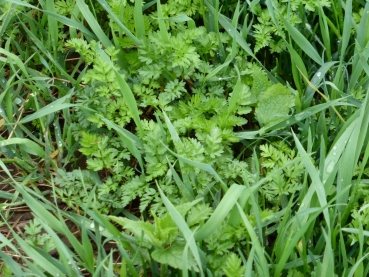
[0,0,369,276]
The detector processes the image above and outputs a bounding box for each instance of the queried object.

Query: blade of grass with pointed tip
[0,47,30,79]
[134,0,145,39]
[1,138,44,158]
[237,98,348,138]
[336,86,369,211]
[156,0,170,43]
[5,0,96,39]
[46,0,58,56]
[10,231,65,276]
[274,204,331,277]
[195,184,246,240]
[0,3,16,40]
[160,113,194,199]
[154,14,194,23]
[228,67,242,114]
[318,6,332,62]
[36,218,77,275]
[293,132,330,230]
[205,0,277,83]
[168,160,194,201]
[17,20,77,83]
[162,111,180,143]
[20,92,75,124]
[236,203,270,277]
[157,184,204,276]
[321,227,335,277]
[336,0,353,90]
[346,2,369,91]
[202,59,231,84]
[87,209,133,250]
[99,116,144,172]
[303,62,337,108]
[75,0,112,48]
[279,16,322,65]
[96,0,140,45]
[0,252,24,276]
[160,142,227,191]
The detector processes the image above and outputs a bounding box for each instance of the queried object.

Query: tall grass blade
[157,184,204,276]
[134,0,145,39]
[195,184,247,240]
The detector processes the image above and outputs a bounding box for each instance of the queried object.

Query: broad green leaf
[255,83,294,127]
[151,241,199,272]
[109,216,160,247]
[252,68,272,99]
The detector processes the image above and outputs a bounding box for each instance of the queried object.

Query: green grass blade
[321,227,335,276]
[99,116,144,171]
[195,184,246,241]
[134,0,145,39]
[5,0,97,39]
[45,0,58,56]
[278,15,322,65]
[318,6,332,61]
[293,131,330,230]
[161,142,227,191]
[75,0,112,48]
[274,208,326,277]
[96,0,140,45]
[11,232,65,276]
[95,47,144,135]
[205,0,278,83]
[0,47,30,79]
[157,184,204,276]
[19,91,75,124]
[202,59,232,84]
[1,138,45,158]
[0,3,17,42]
[227,67,242,114]
[236,203,270,277]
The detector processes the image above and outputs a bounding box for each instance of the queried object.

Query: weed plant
[1,0,369,276]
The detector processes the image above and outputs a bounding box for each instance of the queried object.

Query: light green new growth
[255,83,295,127]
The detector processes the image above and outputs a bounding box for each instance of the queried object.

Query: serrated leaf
[86,158,104,171]
[223,253,245,277]
[151,241,199,272]
[109,216,161,247]
[155,214,178,245]
[187,204,212,227]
